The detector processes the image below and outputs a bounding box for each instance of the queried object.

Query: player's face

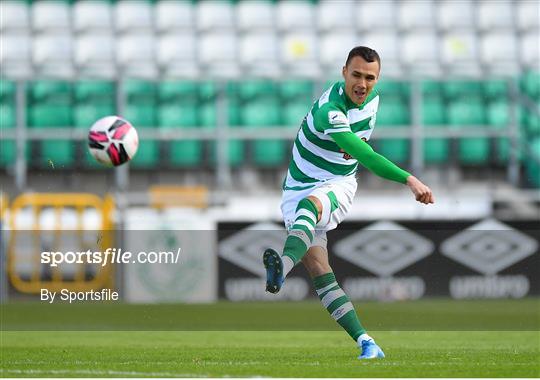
[342,56,380,105]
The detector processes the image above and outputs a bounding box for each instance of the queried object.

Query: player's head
[342,46,381,105]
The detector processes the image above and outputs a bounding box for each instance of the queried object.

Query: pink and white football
[88,116,138,167]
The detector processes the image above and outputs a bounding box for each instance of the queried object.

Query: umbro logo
[334,221,434,276]
[219,222,286,277]
[441,219,538,275]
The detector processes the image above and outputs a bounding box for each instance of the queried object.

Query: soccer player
[263,46,434,360]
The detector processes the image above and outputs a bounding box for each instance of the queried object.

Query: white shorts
[281,176,357,249]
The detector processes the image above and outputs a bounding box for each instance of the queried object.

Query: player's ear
[342,65,347,79]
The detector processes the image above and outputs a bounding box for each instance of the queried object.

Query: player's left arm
[331,131,434,204]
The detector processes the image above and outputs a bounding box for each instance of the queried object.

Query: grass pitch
[1,331,539,377]
[1,299,539,377]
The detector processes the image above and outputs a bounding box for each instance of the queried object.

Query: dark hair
[345,46,381,67]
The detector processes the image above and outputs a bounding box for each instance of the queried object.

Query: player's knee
[305,195,323,222]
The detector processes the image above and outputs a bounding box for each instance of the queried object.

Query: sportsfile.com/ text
[40,248,182,267]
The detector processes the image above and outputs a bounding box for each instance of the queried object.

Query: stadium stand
[73,0,114,31]
[0,0,538,189]
[0,80,18,166]
[158,80,203,167]
[26,80,74,168]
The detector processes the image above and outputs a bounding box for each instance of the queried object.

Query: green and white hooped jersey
[283,81,379,191]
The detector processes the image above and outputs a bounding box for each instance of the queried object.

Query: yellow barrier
[7,193,115,294]
[149,185,209,209]
[0,192,8,220]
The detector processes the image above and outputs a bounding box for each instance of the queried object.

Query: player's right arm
[331,131,435,204]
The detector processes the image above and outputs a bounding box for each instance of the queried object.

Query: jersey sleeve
[313,103,352,135]
[331,131,411,184]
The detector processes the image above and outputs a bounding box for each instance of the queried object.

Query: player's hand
[406,176,435,204]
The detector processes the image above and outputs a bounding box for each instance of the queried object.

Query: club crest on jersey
[340,137,367,160]
[341,151,353,160]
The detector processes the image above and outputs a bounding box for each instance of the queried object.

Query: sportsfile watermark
[40,247,182,267]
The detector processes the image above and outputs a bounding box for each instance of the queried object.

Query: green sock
[313,272,366,342]
[282,198,318,267]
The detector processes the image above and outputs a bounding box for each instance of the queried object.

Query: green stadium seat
[75,104,116,129]
[199,102,217,128]
[28,81,74,167]
[484,80,508,100]
[129,138,160,168]
[423,97,446,125]
[280,80,313,128]
[203,82,245,166]
[223,82,242,126]
[0,104,16,130]
[156,81,203,167]
[208,136,245,167]
[0,79,15,100]
[0,140,16,167]
[30,105,72,128]
[169,140,203,167]
[424,139,449,164]
[159,81,199,101]
[282,100,308,127]
[241,98,286,167]
[280,80,313,101]
[496,138,510,163]
[519,102,540,139]
[525,110,540,136]
[158,105,202,167]
[158,81,199,126]
[28,81,72,128]
[199,82,234,125]
[158,104,198,127]
[525,138,540,187]
[238,80,279,101]
[74,81,116,128]
[422,96,449,164]
[376,95,410,125]
[123,79,156,127]
[253,140,288,167]
[199,81,217,102]
[443,80,483,98]
[123,80,159,167]
[0,80,16,129]
[490,100,513,164]
[447,97,489,165]
[0,81,17,167]
[40,140,76,168]
[422,80,443,97]
[374,95,410,164]
[458,138,490,164]
[210,141,245,167]
[375,80,409,98]
[377,139,409,164]
[486,100,510,128]
[520,71,540,100]
[158,81,199,127]
[0,136,29,168]
[241,98,281,126]
[447,97,486,125]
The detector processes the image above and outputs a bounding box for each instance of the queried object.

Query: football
[88,116,139,166]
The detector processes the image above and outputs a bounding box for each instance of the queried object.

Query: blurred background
[0,0,539,308]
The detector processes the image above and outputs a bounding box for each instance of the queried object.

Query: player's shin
[281,198,318,277]
[313,272,367,342]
